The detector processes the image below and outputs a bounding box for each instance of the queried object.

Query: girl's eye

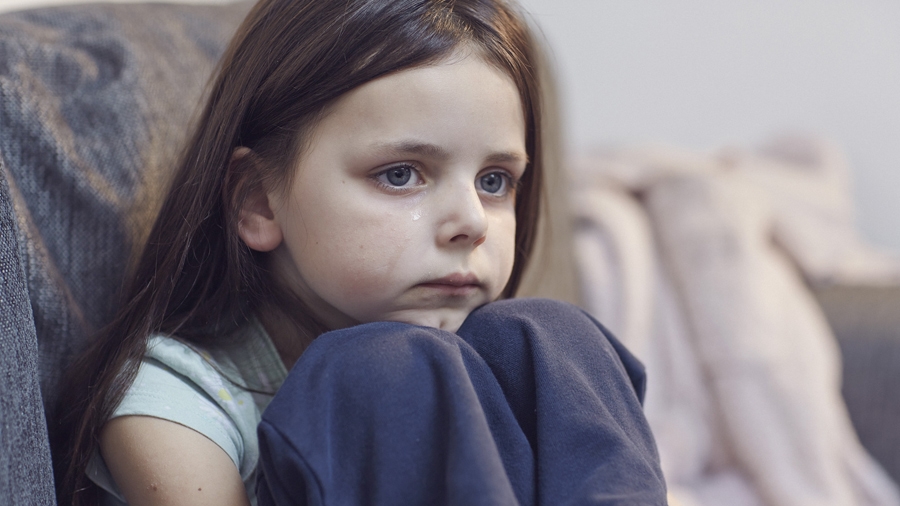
[478,171,511,196]
[374,164,423,190]
[386,166,411,186]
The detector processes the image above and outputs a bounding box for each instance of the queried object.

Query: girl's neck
[257,306,311,368]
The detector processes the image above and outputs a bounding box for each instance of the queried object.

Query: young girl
[52,0,667,504]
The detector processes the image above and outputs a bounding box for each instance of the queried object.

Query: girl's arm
[100,415,251,506]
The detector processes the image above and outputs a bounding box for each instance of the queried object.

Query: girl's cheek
[327,208,424,290]
[483,211,516,287]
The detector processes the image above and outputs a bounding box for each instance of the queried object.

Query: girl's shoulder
[86,321,288,503]
[146,319,288,405]
[135,320,289,457]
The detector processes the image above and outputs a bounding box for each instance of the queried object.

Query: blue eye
[478,172,508,195]
[385,166,412,186]
[373,164,423,191]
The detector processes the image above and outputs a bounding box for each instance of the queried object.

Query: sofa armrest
[814,284,900,485]
[0,164,56,505]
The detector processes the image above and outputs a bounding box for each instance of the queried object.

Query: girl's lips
[424,273,481,286]
[417,273,482,295]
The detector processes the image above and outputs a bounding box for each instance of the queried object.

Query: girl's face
[245,51,527,333]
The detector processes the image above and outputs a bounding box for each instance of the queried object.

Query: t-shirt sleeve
[113,358,244,466]
[86,357,243,501]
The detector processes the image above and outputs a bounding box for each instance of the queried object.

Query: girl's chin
[373,308,473,333]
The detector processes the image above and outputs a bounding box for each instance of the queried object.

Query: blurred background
[2,0,898,252]
[516,0,900,254]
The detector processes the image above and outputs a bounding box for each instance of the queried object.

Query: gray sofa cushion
[0,0,250,409]
[0,2,249,503]
[815,285,900,485]
[0,162,54,505]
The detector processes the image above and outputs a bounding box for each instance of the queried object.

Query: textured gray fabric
[815,285,900,486]
[0,0,251,410]
[0,2,249,503]
[0,160,55,505]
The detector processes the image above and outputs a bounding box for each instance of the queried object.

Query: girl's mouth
[417,273,482,296]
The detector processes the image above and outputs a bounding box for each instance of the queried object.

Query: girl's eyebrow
[374,141,450,159]
[372,140,529,165]
[485,151,529,165]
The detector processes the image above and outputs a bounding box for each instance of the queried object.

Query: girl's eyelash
[370,163,423,192]
[479,169,519,198]
[370,165,522,197]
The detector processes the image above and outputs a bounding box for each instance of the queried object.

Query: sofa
[0,1,897,504]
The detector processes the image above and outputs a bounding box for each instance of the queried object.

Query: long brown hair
[51,0,544,503]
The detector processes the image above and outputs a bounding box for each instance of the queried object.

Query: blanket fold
[572,136,900,506]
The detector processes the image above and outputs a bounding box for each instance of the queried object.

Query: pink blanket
[572,136,900,506]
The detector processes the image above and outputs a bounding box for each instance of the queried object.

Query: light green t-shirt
[86,320,288,506]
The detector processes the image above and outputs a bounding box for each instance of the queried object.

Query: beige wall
[519,0,900,253]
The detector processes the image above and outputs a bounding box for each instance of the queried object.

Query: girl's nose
[436,181,488,247]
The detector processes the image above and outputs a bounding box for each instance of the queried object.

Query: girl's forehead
[291,54,527,172]
[337,53,521,118]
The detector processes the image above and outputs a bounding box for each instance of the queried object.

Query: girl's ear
[233,147,283,252]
